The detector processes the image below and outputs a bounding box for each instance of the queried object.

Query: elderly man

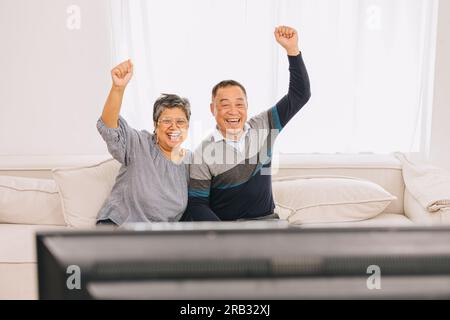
[183,26,311,221]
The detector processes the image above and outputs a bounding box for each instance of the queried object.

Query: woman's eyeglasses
[158,118,189,128]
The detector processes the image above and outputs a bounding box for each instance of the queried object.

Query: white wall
[0,0,111,162]
[430,0,450,171]
[0,0,449,169]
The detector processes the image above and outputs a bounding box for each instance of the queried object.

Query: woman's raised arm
[101,59,133,128]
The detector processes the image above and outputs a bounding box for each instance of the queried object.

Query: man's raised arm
[273,26,311,129]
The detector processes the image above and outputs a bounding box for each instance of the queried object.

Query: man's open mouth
[226,118,241,126]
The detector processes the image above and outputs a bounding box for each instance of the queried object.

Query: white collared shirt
[212,123,250,154]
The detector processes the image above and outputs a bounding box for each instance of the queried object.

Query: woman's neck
[158,144,184,163]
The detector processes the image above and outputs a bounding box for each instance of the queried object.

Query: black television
[36,222,450,300]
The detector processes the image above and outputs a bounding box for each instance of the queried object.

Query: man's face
[210,85,248,139]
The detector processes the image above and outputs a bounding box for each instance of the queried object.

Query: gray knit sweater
[96,116,190,225]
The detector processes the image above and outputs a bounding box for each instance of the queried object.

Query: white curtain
[110,0,438,154]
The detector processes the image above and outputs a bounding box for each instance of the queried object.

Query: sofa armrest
[404,189,449,225]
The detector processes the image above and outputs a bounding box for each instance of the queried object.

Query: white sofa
[0,153,448,300]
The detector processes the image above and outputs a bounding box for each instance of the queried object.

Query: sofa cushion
[295,212,413,228]
[273,176,396,225]
[0,224,67,263]
[274,154,404,214]
[0,176,65,226]
[52,158,121,228]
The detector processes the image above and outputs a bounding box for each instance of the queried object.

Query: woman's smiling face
[155,107,189,152]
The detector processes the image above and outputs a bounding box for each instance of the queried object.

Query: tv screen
[36,223,450,299]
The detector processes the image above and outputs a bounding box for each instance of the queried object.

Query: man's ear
[210,103,216,116]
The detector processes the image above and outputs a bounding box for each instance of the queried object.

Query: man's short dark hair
[212,80,247,99]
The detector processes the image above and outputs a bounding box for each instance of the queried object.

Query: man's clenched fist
[111,59,133,89]
[274,26,300,56]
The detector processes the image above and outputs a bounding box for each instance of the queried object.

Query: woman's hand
[111,59,133,89]
[101,59,133,128]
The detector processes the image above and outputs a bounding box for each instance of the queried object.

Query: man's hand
[111,59,133,89]
[274,26,300,56]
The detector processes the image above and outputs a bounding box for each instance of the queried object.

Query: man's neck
[219,127,247,142]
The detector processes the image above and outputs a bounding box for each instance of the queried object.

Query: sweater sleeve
[272,53,311,130]
[183,161,221,221]
[96,116,139,166]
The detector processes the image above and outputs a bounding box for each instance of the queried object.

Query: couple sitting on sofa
[96,26,311,226]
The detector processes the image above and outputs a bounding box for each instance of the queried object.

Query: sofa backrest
[0,153,405,215]
[0,155,111,179]
[273,154,404,215]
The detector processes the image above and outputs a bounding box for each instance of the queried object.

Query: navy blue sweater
[183,53,311,221]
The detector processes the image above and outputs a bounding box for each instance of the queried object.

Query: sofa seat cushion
[0,224,67,263]
[0,264,37,300]
[295,213,413,228]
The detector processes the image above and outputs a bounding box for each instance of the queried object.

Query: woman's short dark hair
[153,94,191,123]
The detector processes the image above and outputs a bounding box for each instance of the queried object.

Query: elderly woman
[96,59,191,226]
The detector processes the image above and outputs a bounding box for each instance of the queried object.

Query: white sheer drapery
[110,0,438,154]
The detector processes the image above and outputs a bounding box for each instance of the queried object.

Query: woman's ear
[153,122,158,142]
